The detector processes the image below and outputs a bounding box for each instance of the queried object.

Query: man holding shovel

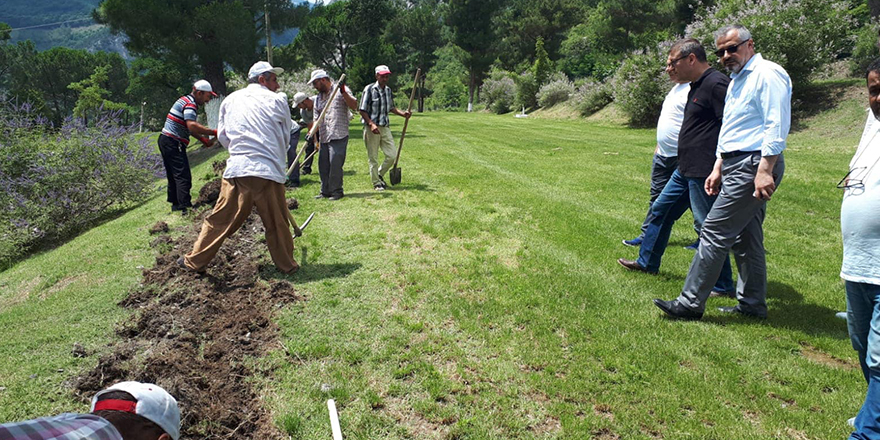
[359,65,412,191]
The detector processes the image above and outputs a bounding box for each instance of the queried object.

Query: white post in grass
[327,399,343,440]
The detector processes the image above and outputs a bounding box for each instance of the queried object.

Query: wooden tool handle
[287,74,345,177]
[393,68,420,168]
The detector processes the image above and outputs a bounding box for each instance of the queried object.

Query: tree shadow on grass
[186,144,226,170]
[791,79,863,132]
[701,280,848,340]
[343,192,393,199]
[388,183,435,192]
[262,261,361,283]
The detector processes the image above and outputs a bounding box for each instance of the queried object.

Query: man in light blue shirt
[653,24,789,320]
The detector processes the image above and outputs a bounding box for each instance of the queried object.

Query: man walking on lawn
[179,61,302,274]
[842,58,880,440]
[158,80,218,214]
[309,69,358,200]
[653,24,789,320]
[359,65,412,191]
[618,38,735,297]
[622,55,698,248]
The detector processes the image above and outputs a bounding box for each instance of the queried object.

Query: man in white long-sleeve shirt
[653,24,789,320]
[180,61,302,274]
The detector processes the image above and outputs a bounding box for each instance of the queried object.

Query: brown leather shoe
[617,258,657,274]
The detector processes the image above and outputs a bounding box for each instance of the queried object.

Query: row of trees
[2,0,880,127]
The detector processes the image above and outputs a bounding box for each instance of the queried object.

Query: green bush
[851,22,880,77]
[571,79,613,116]
[514,71,539,111]
[611,46,672,127]
[686,0,855,87]
[480,70,516,114]
[537,73,574,108]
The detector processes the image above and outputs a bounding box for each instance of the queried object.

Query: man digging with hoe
[178,61,304,275]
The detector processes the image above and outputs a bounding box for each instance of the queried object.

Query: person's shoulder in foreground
[0,381,179,440]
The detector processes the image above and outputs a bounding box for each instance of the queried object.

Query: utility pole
[265,4,273,64]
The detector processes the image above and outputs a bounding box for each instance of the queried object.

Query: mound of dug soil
[194,178,222,208]
[74,209,301,439]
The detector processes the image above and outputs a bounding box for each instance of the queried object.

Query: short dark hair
[92,391,168,440]
[867,58,880,79]
[671,38,707,63]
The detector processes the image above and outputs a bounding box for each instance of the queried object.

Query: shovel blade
[389,167,401,186]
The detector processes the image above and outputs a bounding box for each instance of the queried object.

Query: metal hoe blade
[300,212,316,231]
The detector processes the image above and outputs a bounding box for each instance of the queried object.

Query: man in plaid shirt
[358,65,412,191]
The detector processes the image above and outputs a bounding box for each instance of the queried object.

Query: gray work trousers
[677,152,785,314]
[318,136,348,197]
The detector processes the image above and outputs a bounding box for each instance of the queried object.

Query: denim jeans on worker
[637,170,734,292]
[847,281,880,440]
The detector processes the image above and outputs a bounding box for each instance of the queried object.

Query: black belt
[720,150,759,159]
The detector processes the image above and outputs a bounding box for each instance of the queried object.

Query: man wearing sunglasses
[618,38,734,298]
[841,58,880,440]
[653,24,790,320]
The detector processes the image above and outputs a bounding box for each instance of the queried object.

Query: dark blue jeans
[637,169,734,293]
[848,281,880,440]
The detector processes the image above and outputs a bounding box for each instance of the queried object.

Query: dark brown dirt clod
[149,221,169,235]
[193,178,222,208]
[74,211,299,440]
[286,198,298,210]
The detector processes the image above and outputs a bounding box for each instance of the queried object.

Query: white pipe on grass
[327,399,343,440]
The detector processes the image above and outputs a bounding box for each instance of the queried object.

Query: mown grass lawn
[0,95,870,439]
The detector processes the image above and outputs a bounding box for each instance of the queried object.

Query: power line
[1,17,94,33]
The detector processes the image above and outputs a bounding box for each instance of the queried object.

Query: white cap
[91,381,181,440]
[307,69,330,85]
[193,79,217,96]
[293,92,309,106]
[375,65,391,75]
[247,61,284,80]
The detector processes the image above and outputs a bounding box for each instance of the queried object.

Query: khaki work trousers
[184,176,297,273]
[363,126,396,186]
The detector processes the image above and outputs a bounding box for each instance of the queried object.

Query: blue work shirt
[716,53,791,157]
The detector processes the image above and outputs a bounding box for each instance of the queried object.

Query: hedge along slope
[73,183,303,439]
[0,103,162,269]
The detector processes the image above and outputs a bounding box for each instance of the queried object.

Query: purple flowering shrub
[686,0,855,87]
[612,45,673,127]
[0,100,163,268]
[481,70,516,114]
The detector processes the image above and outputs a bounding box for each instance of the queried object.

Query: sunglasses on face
[714,40,748,58]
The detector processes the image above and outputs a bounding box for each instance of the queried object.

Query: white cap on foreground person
[0,381,180,440]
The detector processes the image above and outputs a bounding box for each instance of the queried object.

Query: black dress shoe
[329,194,344,200]
[653,299,703,320]
[314,193,329,199]
[617,258,657,274]
[717,306,766,319]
